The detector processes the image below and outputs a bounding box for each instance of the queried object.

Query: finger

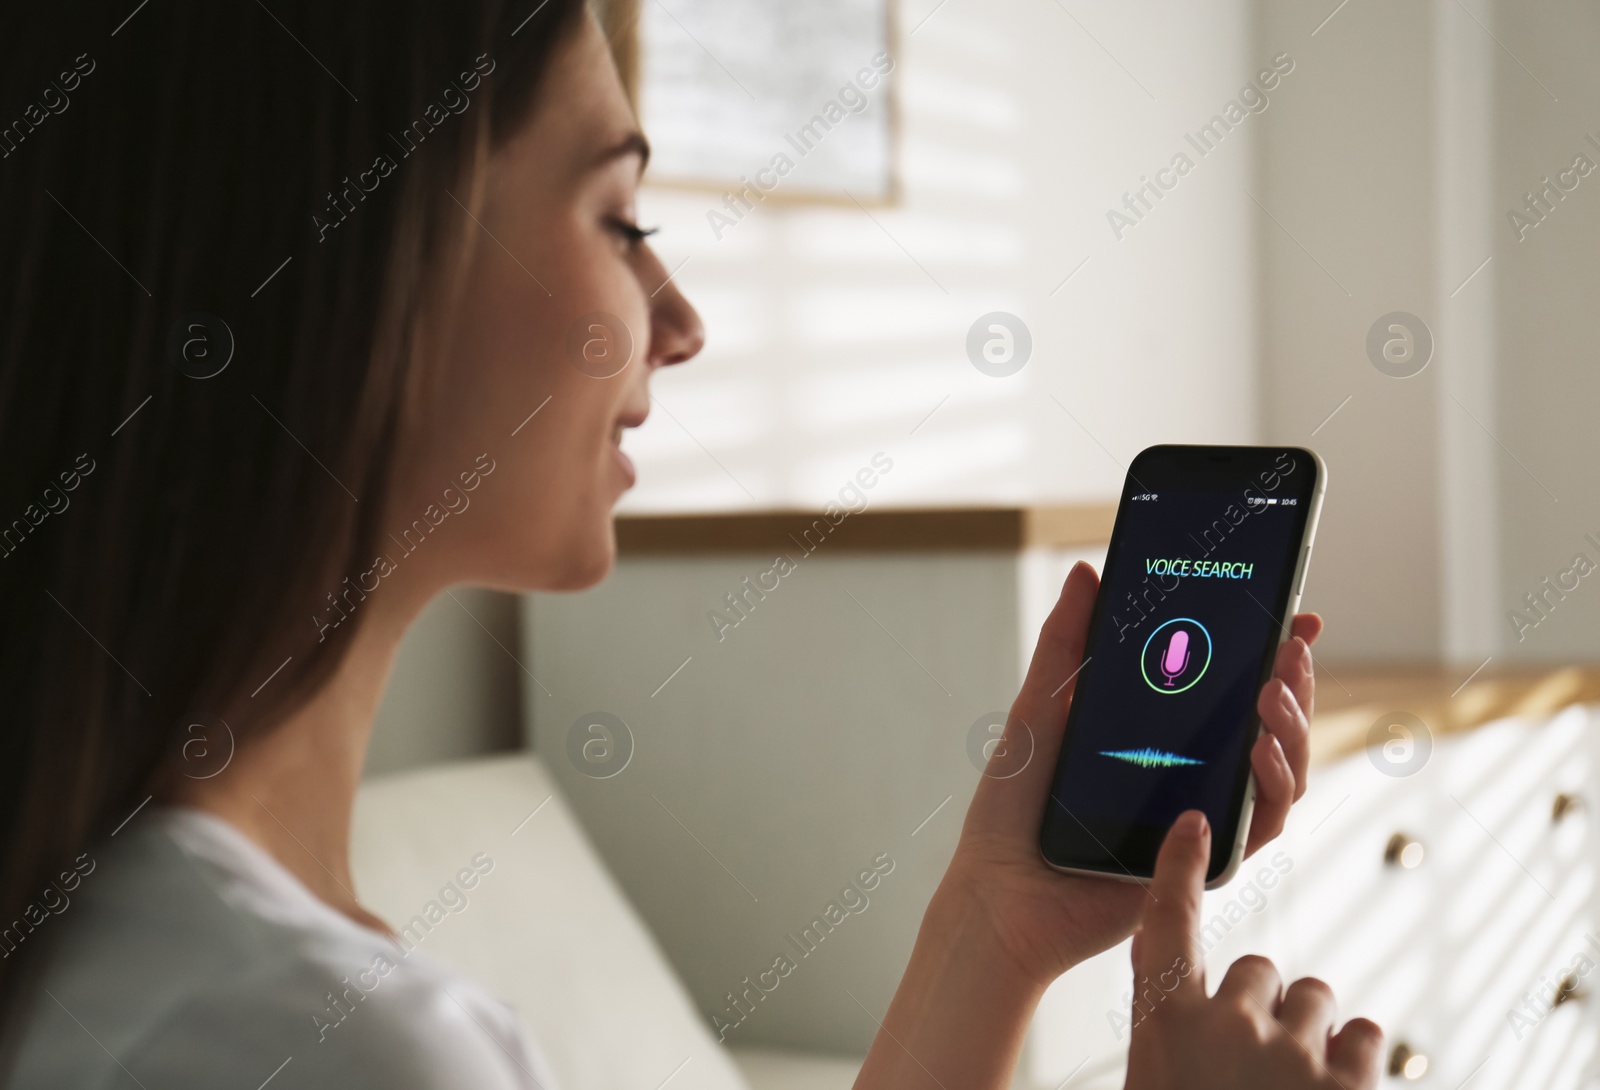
[1213,953,1283,1014]
[1018,561,1100,721]
[1277,977,1338,1054]
[1135,810,1209,1000]
[1290,612,1323,647]
[1276,632,1317,723]
[970,562,1098,831]
[1257,676,1309,802]
[1243,731,1294,857]
[1327,1017,1385,1090]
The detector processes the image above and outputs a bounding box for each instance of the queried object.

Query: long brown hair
[0,0,586,1034]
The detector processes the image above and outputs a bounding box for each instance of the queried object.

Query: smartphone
[1038,444,1326,889]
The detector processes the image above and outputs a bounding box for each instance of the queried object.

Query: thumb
[967,561,1098,834]
[1135,810,1209,1000]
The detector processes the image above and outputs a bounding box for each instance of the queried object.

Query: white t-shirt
[5,806,560,1089]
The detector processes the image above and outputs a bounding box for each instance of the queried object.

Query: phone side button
[1294,546,1312,596]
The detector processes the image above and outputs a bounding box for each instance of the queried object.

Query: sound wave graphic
[1100,747,1204,769]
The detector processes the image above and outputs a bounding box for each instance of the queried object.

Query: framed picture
[628,0,899,205]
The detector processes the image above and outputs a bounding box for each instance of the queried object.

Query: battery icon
[1266,498,1278,505]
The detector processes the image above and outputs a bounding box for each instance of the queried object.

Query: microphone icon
[1142,619,1210,694]
[1159,629,1191,687]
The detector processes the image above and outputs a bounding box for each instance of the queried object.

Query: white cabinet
[1275,720,1447,1081]
[1026,705,1600,1090]
[1405,708,1597,1089]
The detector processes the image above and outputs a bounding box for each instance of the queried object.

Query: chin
[539,518,618,592]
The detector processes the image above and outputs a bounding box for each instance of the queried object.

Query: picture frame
[618,0,900,207]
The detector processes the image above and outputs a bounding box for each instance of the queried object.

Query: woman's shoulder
[117,954,545,1090]
[5,810,548,1089]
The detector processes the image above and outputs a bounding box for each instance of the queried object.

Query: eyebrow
[593,132,651,175]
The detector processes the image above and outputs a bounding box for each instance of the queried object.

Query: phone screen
[1039,446,1319,882]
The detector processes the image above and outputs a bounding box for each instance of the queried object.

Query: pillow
[351,753,749,1090]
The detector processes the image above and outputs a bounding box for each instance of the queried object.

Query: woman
[0,2,1380,1087]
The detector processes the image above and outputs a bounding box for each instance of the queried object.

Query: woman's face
[402,13,703,594]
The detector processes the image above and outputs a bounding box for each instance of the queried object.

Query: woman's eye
[606,216,658,248]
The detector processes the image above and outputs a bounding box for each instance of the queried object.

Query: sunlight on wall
[622,0,1260,516]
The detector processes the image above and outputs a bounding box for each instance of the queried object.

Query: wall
[625,0,1261,516]
[1254,0,1447,663]
[1490,0,1600,663]
[1256,0,1600,666]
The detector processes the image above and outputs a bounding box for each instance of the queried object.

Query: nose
[640,243,704,370]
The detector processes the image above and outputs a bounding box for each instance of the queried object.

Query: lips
[611,407,648,487]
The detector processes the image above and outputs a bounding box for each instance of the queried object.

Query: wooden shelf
[615,504,1118,555]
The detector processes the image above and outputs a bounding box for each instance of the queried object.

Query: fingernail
[1175,810,1208,838]
[1059,561,1086,596]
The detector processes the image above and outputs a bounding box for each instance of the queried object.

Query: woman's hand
[855,563,1330,1090]
[1124,811,1383,1090]
[940,561,1324,988]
